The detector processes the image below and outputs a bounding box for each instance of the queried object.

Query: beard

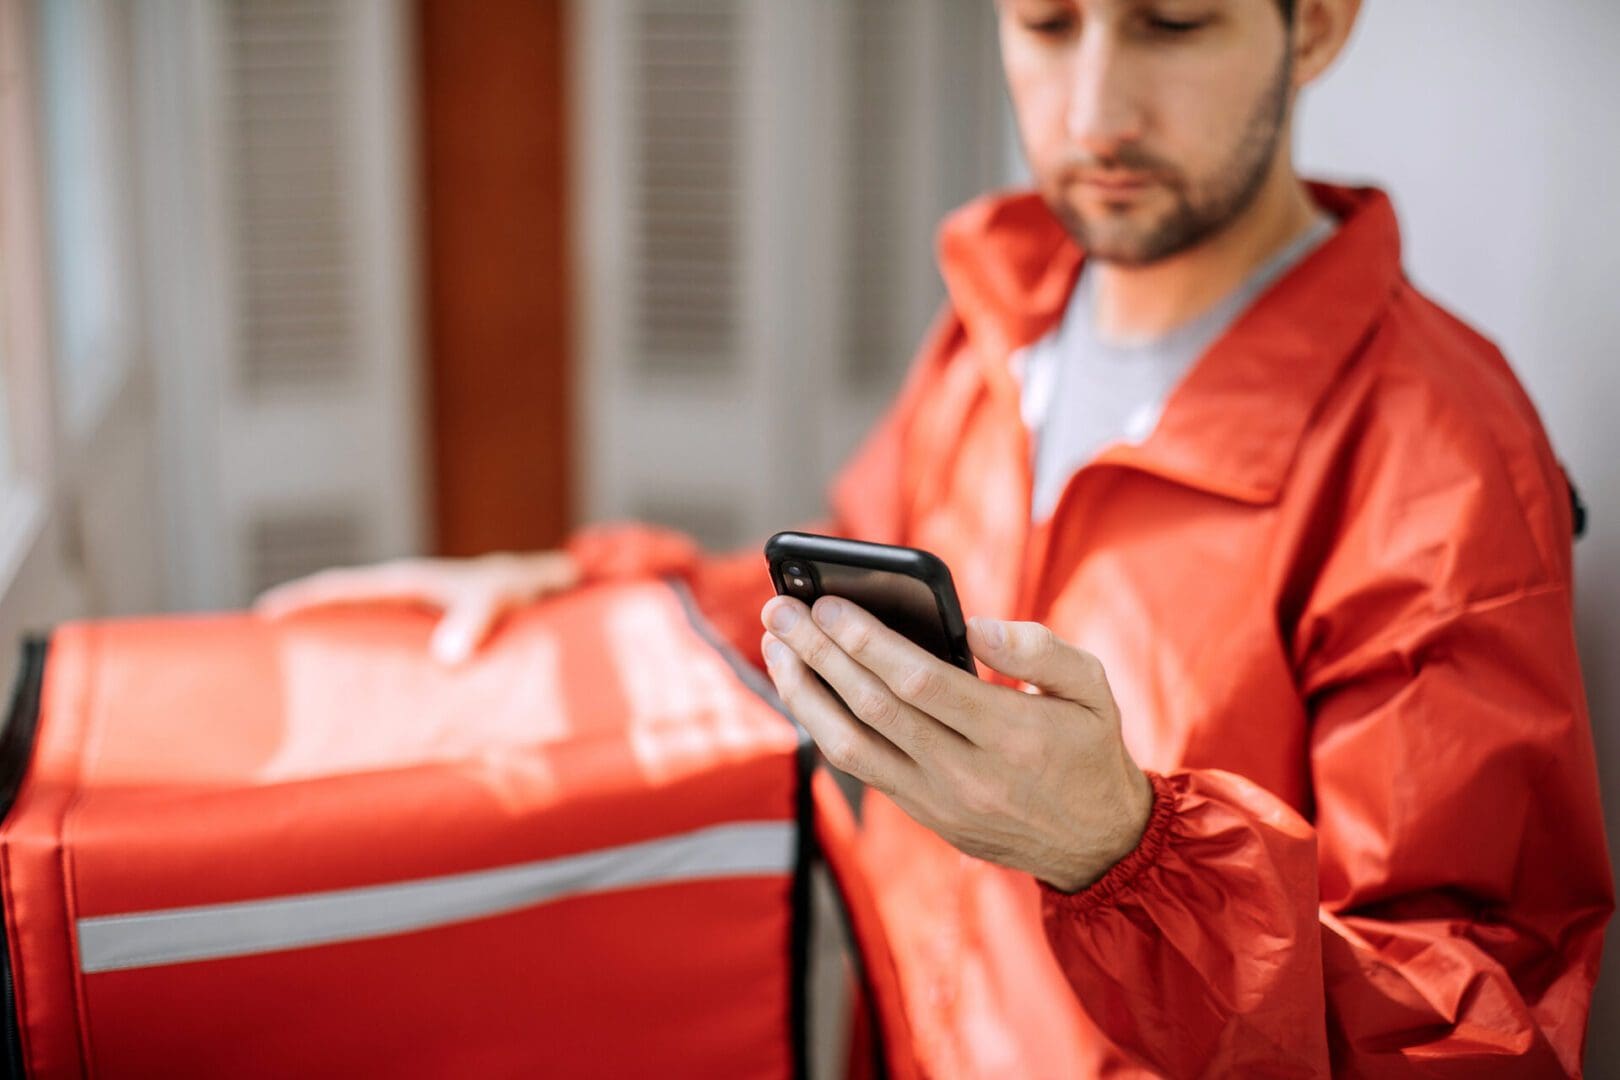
[1042,50,1293,266]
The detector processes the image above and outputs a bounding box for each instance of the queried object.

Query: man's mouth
[1078,172,1155,193]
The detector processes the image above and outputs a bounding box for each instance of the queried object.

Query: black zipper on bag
[0,636,49,1079]
[668,582,816,1078]
[668,581,888,1080]
[786,724,815,1080]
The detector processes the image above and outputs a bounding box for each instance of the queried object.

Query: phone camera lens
[781,561,814,596]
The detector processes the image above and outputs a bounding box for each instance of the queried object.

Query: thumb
[431,596,502,666]
[968,617,1112,712]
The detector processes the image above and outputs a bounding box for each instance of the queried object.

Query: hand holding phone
[759,531,1155,895]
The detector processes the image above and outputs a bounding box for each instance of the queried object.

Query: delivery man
[259,0,1613,1073]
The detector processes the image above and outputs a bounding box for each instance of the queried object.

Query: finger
[253,567,410,618]
[531,552,584,595]
[431,595,503,665]
[808,596,994,745]
[762,632,913,794]
[763,597,961,762]
[967,617,1113,712]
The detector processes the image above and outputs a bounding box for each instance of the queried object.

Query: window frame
[0,0,86,696]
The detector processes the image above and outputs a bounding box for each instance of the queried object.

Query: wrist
[1040,758,1156,894]
[1039,772,1176,915]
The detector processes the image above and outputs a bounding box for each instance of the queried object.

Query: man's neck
[1089,162,1321,344]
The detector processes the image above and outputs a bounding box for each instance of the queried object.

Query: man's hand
[255,551,581,666]
[761,595,1154,893]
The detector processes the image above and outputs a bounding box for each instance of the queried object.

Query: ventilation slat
[226,0,355,395]
[631,0,742,375]
[843,0,911,388]
[247,507,366,599]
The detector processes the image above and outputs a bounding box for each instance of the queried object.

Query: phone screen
[805,560,954,662]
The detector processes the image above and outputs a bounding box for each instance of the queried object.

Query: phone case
[764,531,977,675]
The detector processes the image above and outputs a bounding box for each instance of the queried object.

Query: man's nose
[1065,31,1144,159]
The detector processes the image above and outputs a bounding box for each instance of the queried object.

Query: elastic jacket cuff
[1038,771,1176,918]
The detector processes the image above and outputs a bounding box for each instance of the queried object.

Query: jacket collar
[936,182,1405,504]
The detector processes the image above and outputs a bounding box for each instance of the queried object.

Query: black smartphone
[764,531,977,676]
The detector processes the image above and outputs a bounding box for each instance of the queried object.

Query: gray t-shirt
[1021,214,1336,521]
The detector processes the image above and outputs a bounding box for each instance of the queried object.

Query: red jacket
[571,183,1612,1076]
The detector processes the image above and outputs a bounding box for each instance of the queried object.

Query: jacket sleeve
[563,520,786,667]
[1037,578,1610,1070]
[564,309,959,666]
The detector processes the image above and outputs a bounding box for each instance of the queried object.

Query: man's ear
[1291,0,1363,89]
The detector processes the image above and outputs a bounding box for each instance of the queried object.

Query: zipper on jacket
[0,636,49,1079]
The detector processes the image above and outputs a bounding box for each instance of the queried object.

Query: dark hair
[1278,0,1296,21]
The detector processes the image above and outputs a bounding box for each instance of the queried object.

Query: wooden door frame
[416,0,573,556]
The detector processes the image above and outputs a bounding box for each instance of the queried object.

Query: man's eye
[1146,15,1209,34]
[1023,15,1077,36]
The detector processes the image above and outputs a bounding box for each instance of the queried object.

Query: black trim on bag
[668,580,888,1080]
[0,635,50,1079]
[1563,466,1588,540]
[666,582,810,1078]
[0,638,46,820]
[788,713,815,1080]
[808,773,888,1080]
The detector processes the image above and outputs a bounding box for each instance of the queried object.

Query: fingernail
[763,638,787,666]
[812,597,844,628]
[768,603,798,633]
[433,628,471,665]
[976,617,1005,649]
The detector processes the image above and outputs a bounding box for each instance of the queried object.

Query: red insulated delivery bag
[0,579,909,1078]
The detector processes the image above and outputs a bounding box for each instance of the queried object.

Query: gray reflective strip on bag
[77,820,794,974]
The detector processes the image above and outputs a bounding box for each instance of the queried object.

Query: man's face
[1000,0,1294,265]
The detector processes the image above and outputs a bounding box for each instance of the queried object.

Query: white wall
[1294,0,1620,1062]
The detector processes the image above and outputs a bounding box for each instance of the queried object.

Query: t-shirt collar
[936,182,1405,503]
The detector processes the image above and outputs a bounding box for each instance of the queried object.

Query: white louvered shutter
[226,0,355,395]
[138,0,423,608]
[576,0,1007,553]
[576,0,772,550]
[632,1,743,380]
[842,0,915,391]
